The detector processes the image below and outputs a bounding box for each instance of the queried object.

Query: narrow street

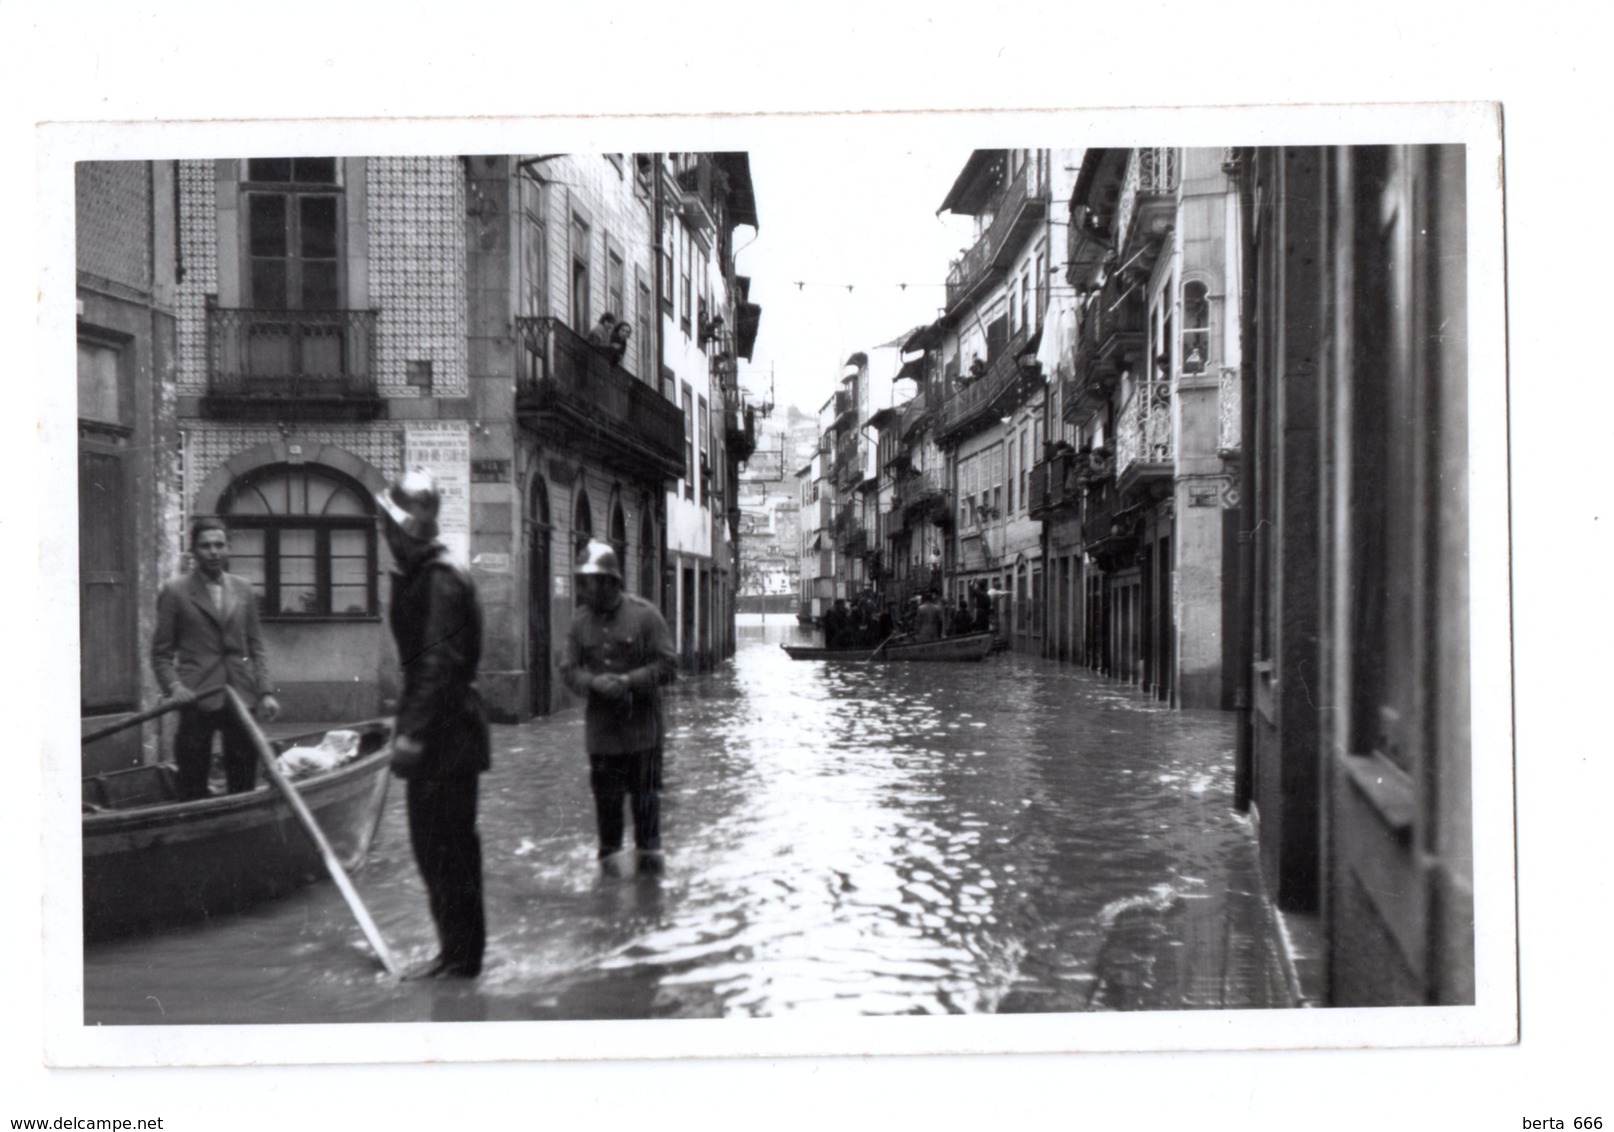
[83,620,1297,1024]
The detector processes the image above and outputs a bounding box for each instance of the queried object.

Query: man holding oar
[377,469,490,980]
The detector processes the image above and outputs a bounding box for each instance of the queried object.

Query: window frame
[218,463,379,621]
[240,158,346,312]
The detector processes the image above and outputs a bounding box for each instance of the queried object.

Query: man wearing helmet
[376,468,490,979]
[561,537,678,877]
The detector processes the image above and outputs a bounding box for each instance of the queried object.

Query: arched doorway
[574,486,594,559]
[528,476,552,716]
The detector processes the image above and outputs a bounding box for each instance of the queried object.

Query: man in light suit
[151,517,281,800]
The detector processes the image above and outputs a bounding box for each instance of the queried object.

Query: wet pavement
[83,619,1301,1024]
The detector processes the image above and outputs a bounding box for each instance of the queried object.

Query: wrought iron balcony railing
[936,326,1033,441]
[1114,147,1179,258]
[203,305,380,420]
[1218,366,1241,455]
[1114,379,1175,484]
[515,315,685,481]
[945,160,1048,312]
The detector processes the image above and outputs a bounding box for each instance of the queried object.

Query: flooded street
[83,619,1287,1024]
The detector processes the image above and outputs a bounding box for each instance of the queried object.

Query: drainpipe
[652,154,671,623]
[1232,148,1258,814]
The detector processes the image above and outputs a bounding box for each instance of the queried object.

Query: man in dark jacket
[914,591,945,642]
[151,517,281,800]
[377,469,490,979]
[560,539,678,878]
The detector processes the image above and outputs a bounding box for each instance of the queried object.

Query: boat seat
[92,763,181,809]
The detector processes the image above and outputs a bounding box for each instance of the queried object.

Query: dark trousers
[588,748,662,856]
[173,702,257,800]
[406,774,486,972]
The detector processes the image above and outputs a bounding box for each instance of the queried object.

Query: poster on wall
[403,421,471,566]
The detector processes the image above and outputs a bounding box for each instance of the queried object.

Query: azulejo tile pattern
[367,156,469,398]
[175,159,219,395]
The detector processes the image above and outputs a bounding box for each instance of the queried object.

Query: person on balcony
[587,313,618,353]
[606,321,632,367]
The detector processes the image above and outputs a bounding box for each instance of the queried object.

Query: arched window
[220,463,377,618]
[1182,280,1210,375]
[639,506,657,602]
[574,488,594,558]
[610,498,628,582]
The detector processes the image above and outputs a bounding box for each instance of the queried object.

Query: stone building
[75,161,181,773]
[1033,147,1241,708]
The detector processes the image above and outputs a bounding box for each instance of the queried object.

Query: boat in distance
[80,720,393,941]
[780,630,996,662]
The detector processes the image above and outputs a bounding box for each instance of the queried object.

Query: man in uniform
[377,469,490,979]
[151,517,281,800]
[560,539,678,878]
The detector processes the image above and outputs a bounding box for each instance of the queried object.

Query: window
[682,382,695,500]
[574,489,594,553]
[244,158,342,310]
[78,337,125,426]
[1035,252,1046,322]
[571,214,591,332]
[607,245,625,323]
[680,228,692,336]
[1020,428,1030,508]
[1007,440,1016,513]
[1182,280,1210,374]
[1020,268,1031,333]
[636,276,653,382]
[698,394,710,506]
[520,174,547,318]
[220,464,377,619]
[610,500,628,575]
[660,230,675,315]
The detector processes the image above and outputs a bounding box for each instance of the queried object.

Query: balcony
[900,468,953,527]
[833,444,862,489]
[898,390,930,441]
[727,404,757,464]
[515,316,685,482]
[936,326,1033,442]
[1027,451,1079,520]
[203,305,380,421]
[833,389,857,430]
[1114,147,1179,262]
[1114,379,1175,494]
[945,161,1049,314]
[1064,282,1146,423]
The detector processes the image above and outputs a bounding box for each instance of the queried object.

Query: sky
[732,145,980,419]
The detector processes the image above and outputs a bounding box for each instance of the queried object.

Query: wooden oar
[80,698,187,745]
[868,630,901,661]
[225,687,401,977]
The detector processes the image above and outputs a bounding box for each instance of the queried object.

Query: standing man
[151,517,280,800]
[377,469,490,980]
[560,539,678,878]
[914,590,945,642]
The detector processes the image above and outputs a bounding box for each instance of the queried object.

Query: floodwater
[83,618,1274,1024]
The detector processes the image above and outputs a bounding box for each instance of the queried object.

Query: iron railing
[1114,147,1179,254]
[515,315,684,476]
[1115,379,1174,476]
[937,326,1032,440]
[945,160,1048,311]
[204,305,379,418]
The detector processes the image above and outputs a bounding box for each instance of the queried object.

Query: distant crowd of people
[821,581,996,649]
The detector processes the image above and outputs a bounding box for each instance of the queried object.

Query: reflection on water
[84,618,1249,1023]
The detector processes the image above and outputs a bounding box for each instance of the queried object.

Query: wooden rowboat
[81,720,393,941]
[780,630,996,662]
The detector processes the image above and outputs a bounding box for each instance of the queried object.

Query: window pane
[330,527,368,554]
[250,262,288,310]
[330,553,369,588]
[330,586,369,616]
[77,340,121,424]
[248,159,292,183]
[323,485,368,517]
[227,485,272,515]
[304,475,336,515]
[248,195,287,257]
[301,262,340,311]
[300,196,338,259]
[280,527,316,558]
[278,530,317,615]
[229,529,266,603]
[293,157,337,183]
